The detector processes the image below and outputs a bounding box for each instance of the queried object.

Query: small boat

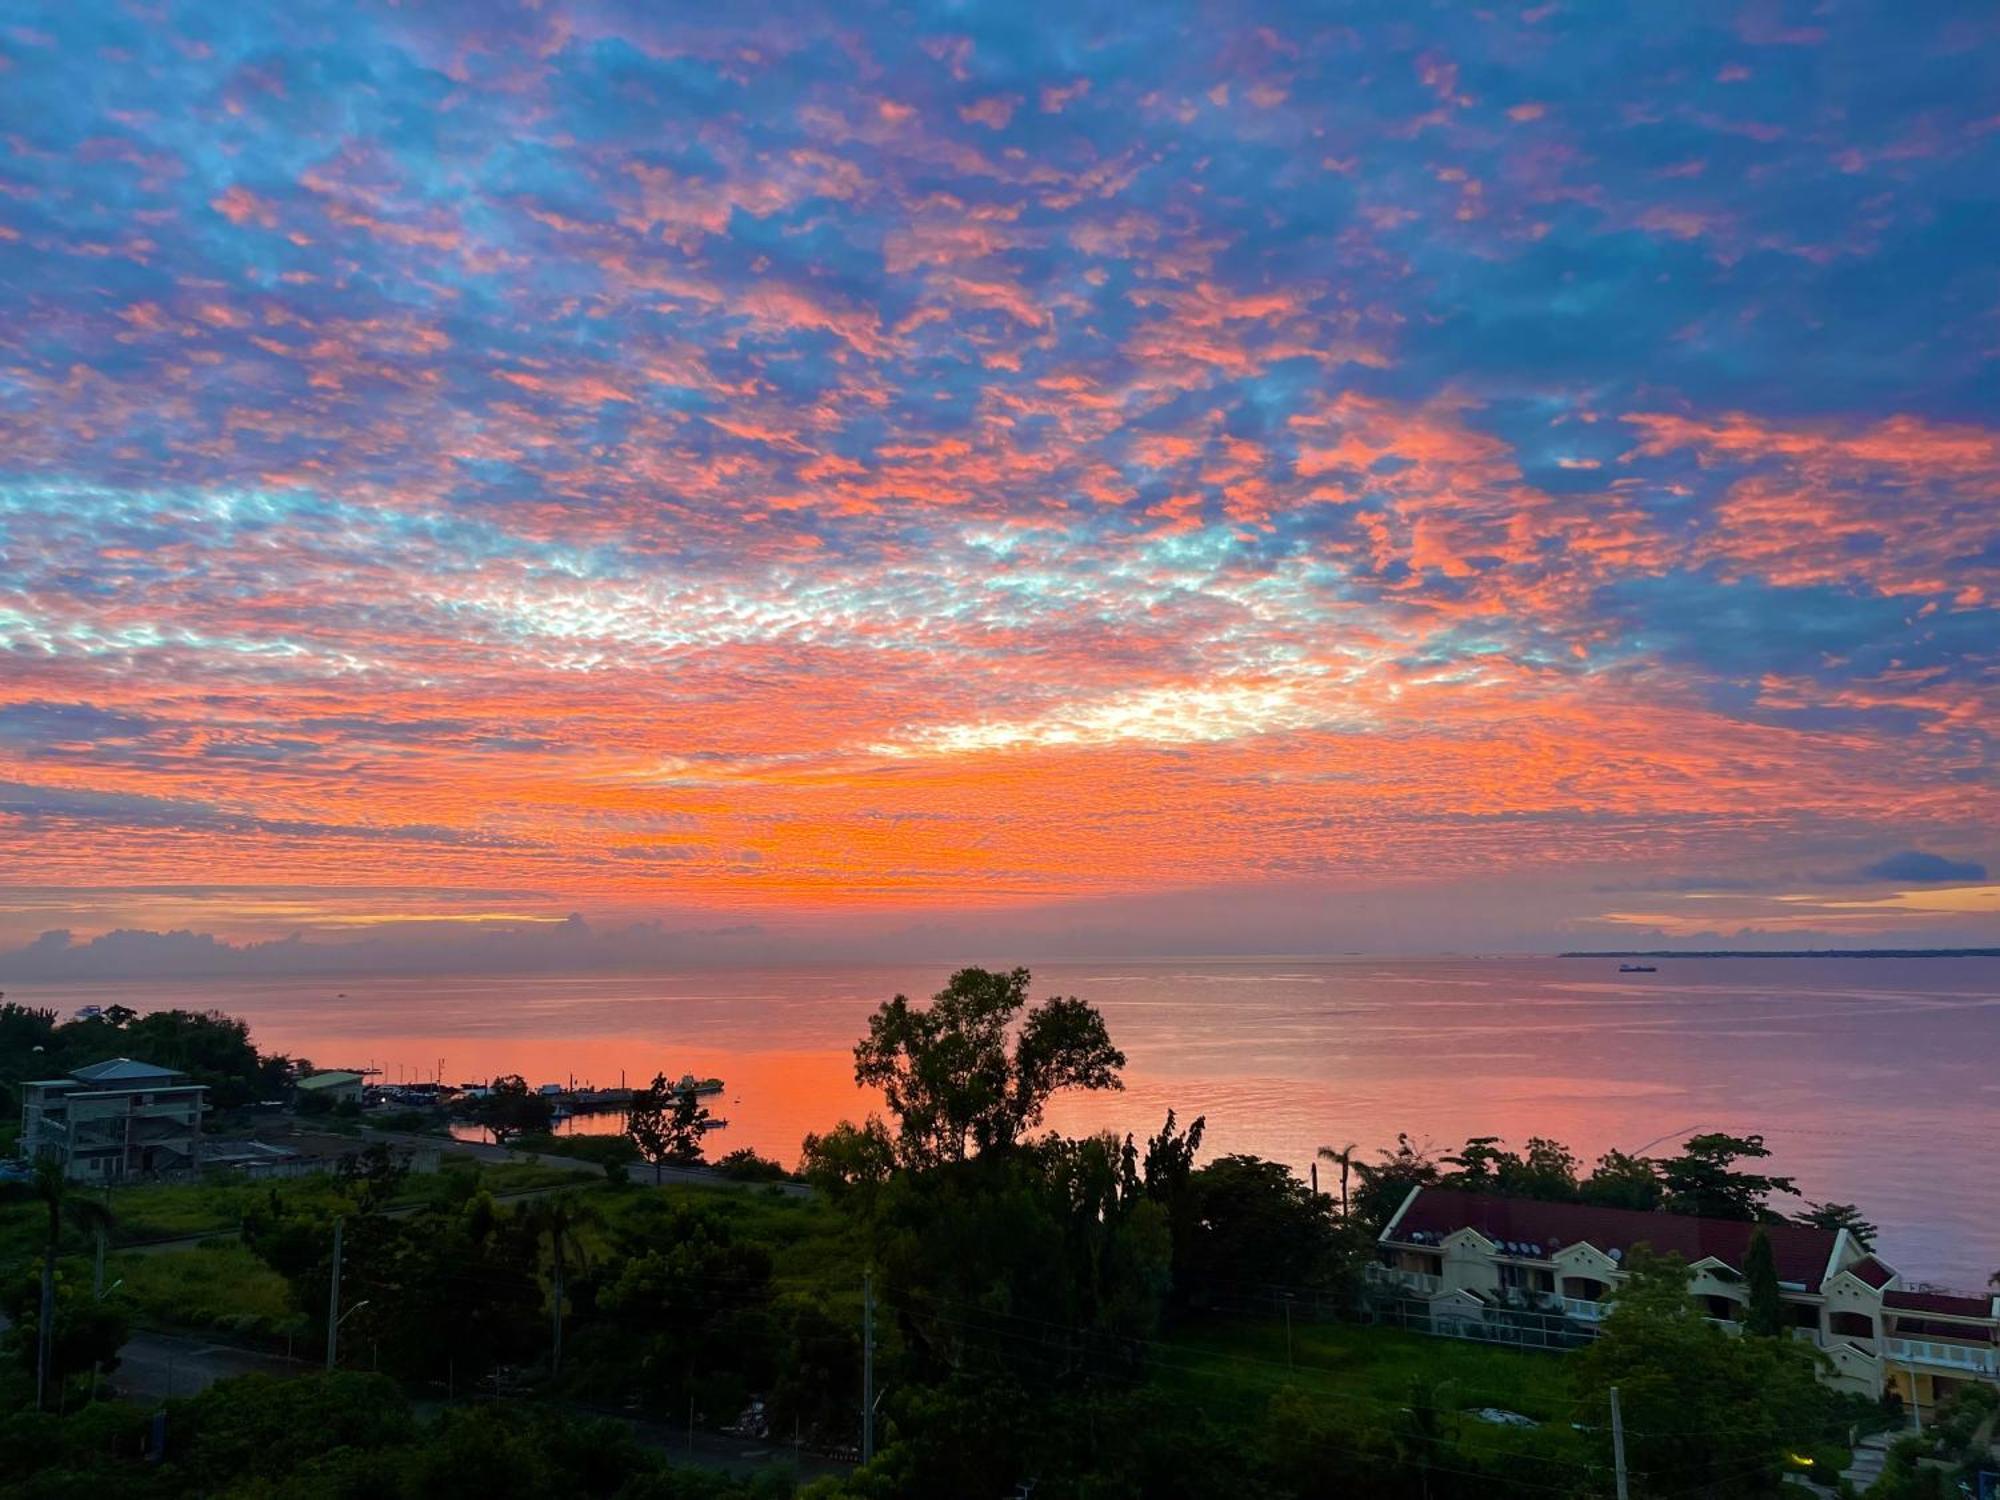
[1618,964,1657,973]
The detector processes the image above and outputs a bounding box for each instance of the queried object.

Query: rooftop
[1386,1186,1842,1285]
[295,1070,364,1090]
[69,1057,192,1086]
[1843,1255,1897,1289]
[1883,1289,1997,1320]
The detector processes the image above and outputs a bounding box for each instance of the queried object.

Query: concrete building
[1371,1186,1999,1415]
[18,1058,207,1180]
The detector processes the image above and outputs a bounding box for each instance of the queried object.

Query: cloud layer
[0,2,1996,965]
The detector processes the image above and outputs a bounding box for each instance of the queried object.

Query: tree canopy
[853,967,1125,1167]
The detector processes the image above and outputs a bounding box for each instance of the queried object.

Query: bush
[714,1149,791,1183]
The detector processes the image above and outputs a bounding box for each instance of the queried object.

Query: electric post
[1610,1386,1630,1500]
[325,1219,345,1371]
[861,1270,876,1463]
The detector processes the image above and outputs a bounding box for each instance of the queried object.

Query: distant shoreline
[1561,948,2000,959]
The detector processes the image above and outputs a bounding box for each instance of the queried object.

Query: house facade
[18,1057,207,1180]
[1371,1186,1999,1415]
[294,1069,365,1108]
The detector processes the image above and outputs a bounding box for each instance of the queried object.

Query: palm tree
[523,1193,597,1379]
[1,1155,115,1409]
[1317,1142,1359,1221]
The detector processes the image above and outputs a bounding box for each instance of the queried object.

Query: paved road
[111,1326,304,1401]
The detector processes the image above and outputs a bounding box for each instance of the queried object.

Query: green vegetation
[0,1002,293,1118]
[1878,1381,2000,1497]
[1743,1228,1783,1337]
[0,1369,799,1500]
[627,1071,713,1179]
[2,976,1930,1499]
[1333,1127,1847,1233]
[515,1128,642,1168]
[1574,1248,1867,1496]
[462,1073,557,1143]
[110,1241,298,1337]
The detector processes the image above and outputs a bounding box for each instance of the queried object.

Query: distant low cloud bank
[0,918,770,981]
[1856,850,1987,883]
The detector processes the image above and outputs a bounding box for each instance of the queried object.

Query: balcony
[1561,1297,1604,1321]
[1884,1337,1999,1375]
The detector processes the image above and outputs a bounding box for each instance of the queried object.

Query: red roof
[1884,1289,1995,1320]
[1387,1187,1840,1285]
[1842,1256,1896,1289]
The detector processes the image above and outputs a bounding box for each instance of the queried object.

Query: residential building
[18,1058,207,1180]
[1371,1186,1999,1415]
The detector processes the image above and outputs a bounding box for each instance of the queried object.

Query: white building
[1372,1186,1998,1416]
[19,1058,207,1180]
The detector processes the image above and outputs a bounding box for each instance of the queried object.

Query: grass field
[1155,1311,1594,1480]
[588,1177,865,1290]
[0,1156,594,1265]
[110,1240,301,1338]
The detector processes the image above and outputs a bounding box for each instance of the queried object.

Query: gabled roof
[1883,1289,1995,1320]
[70,1057,187,1085]
[1841,1256,1896,1289]
[1385,1187,1840,1285]
[295,1070,364,1090]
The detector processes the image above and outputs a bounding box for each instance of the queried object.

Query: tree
[1580,1149,1665,1210]
[1314,1141,1358,1220]
[1,1262,127,1397]
[627,1073,709,1182]
[1349,1134,1439,1231]
[0,1154,115,1409]
[663,1087,710,1166]
[1576,1248,1845,1497]
[799,1116,897,1199]
[1744,1227,1783,1336]
[1441,1135,1515,1189]
[336,1142,412,1212]
[1656,1133,1798,1221]
[853,967,1125,1167]
[523,1193,597,1378]
[471,1075,554,1146]
[1175,1155,1354,1307]
[712,1147,788,1183]
[1796,1201,1878,1250]
[1506,1136,1581,1200]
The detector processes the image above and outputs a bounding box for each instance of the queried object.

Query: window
[1829,1311,1875,1340]
[1787,1302,1820,1332]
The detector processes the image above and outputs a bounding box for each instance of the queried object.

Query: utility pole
[36,1253,54,1411]
[94,1228,106,1300]
[325,1219,345,1371]
[861,1270,876,1463]
[1609,1386,1630,1500]
[1284,1295,1295,1368]
[550,1249,565,1378]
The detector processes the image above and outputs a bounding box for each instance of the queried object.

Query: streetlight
[327,1299,371,1371]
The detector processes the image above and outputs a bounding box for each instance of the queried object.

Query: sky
[1,1,1997,976]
